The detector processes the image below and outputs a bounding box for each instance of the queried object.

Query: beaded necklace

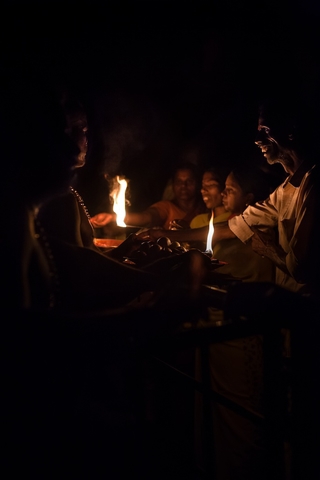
[70,186,92,221]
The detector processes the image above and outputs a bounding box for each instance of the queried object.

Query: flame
[205,211,214,254]
[111,176,128,227]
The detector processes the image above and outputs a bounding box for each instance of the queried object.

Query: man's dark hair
[172,161,203,184]
[258,93,319,161]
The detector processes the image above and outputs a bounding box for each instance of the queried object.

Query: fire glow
[111,176,128,227]
[205,212,214,255]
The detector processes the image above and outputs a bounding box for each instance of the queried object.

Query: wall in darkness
[2,1,319,210]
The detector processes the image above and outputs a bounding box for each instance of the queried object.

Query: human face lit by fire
[255,115,284,166]
[65,112,88,168]
[255,112,292,171]
[222,172,251,215]
[201,171,223,210]
[172,168,198,203]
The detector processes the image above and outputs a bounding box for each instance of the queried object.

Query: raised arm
[91,206,162,228]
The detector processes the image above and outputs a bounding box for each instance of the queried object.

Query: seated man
[213,96,320,297]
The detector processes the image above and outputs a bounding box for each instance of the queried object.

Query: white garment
[229,163,318,294]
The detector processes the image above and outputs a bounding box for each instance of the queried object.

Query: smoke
[90,90,179,210]
[103,122,147,177]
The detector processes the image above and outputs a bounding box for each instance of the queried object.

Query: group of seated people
[29,89,276,315]
[2,76,319,479]
[90,161,276,286]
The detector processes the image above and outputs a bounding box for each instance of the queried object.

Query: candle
[205,211,214,255]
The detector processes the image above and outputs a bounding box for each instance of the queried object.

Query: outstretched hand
[135,228,166,242]
[90,212,115,228]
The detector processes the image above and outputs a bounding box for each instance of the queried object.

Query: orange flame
[205,211,214,254]
[111,176,127,227]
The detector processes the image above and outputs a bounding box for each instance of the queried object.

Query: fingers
[91,213,113,227]
[136,229,164,242]
[91,220,104,228]
[136,232,152,241]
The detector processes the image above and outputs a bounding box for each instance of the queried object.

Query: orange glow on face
[111,176,127,227]
[206,211,214,254]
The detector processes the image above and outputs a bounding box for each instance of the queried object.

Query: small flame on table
[111,175,128,227]
[205,211,214,256]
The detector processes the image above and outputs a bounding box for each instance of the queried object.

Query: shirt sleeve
[228,189,279,243]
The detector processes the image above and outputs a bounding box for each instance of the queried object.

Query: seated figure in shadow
[38,92,99,251]
[1,84,162,312]
[1,80,79,311]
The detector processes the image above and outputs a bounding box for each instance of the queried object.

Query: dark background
[2,0,320,211]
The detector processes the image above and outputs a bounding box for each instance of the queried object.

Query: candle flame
[111,176,127,227]
[205,212,214,254]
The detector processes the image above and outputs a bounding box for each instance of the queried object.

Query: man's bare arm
[211,222,237,245]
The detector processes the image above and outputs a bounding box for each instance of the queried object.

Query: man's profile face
[255,115,285,166]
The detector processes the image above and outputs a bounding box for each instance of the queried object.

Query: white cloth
[229,162,318,294]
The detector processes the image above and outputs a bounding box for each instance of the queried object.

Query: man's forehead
[175,169,195,179]
[258,114,285,133]
[67,112,87,125]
